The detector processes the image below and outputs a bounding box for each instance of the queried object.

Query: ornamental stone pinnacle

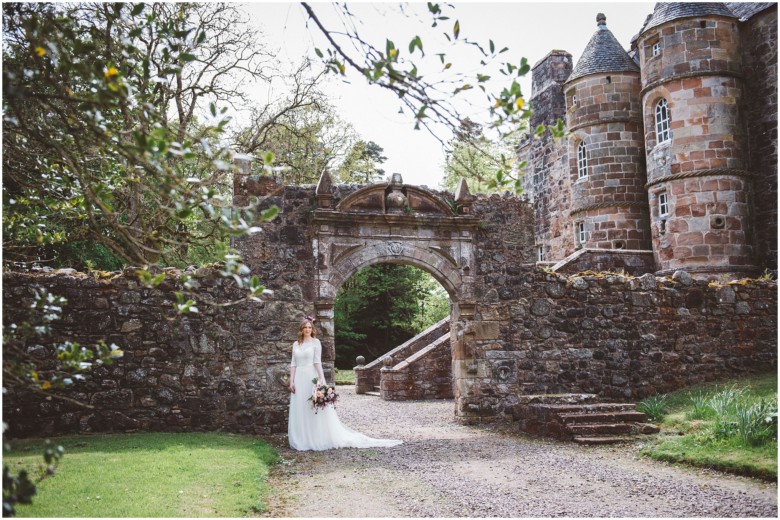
[315,168,333,209]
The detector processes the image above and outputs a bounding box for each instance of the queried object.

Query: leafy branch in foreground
[301,2,566,191]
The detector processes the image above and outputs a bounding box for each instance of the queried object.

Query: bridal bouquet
[309,378,338,413]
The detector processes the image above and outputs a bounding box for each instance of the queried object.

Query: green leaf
[179,53,197,62]
[197,31,206,44]
[453,20,460,39]
[489,39,495,54]
[315,47,323,58]
[209,102,216,117]
[131,3,145,16]
[263,151,274,165]
[408,36,423,55]
[261,206,279,221]
[477,74,490,82]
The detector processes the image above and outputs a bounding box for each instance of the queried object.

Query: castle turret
[637,3,757,277]
[563,13,651,253]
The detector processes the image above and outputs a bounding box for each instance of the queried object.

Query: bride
[287,317,403,451]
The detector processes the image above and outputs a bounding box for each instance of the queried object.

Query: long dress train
[288,338,403,451]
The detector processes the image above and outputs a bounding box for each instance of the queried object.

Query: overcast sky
[243,2,656,188]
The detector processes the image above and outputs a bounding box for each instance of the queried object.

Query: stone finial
[355,355,366,366]
[597,13,606,26]
[454,178,474,215]
[315,168,333,209]
[385,173,408,212]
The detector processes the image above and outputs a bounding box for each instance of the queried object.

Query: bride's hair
[297,319,317,344]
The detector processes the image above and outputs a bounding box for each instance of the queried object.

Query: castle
[519,2,777,278]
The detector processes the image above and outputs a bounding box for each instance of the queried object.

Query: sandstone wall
[740,6,778,271]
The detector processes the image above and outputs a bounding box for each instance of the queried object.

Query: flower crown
[304,315,316,324]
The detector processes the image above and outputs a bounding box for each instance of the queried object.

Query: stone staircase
[514,394,660,444]
[355,317,449,396]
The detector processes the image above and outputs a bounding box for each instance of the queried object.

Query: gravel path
[261,387,777,518]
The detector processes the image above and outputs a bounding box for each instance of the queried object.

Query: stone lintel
[312,210,480,231]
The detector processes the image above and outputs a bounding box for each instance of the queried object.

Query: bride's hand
[289,383,296,393]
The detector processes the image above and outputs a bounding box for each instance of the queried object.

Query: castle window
[577,141,588,179]
[658,192,669,216]
[655,98,671,144]
[575,221,587,246]
[652,42,661,56]
[537,246,545,262]
[572,94,577,106]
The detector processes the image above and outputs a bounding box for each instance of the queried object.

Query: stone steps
[572,435,638,445]
[516,396,660,445]
[365,385,381,397]
[559,411,648,424]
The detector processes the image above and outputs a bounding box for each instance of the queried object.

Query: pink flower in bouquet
[308,378,339,413]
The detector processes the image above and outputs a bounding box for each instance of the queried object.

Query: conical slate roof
[567,14,639,83]
[725,2,775,21]
[640,2,736,35]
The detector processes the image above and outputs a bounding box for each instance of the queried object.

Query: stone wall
[3,177,776,436]
[519,50,576,263]
[455,269,777,423]
[740,6,778,271]
[2,269,302,438]
[380,335,453,401]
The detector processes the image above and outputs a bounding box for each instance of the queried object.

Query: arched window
[577,141,588,179]
[655,98,671,143]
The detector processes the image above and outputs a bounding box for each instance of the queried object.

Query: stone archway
[310,172,479,414]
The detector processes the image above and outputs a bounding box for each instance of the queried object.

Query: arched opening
[334,261,450,373]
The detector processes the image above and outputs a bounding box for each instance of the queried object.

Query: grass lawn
[4,432,278,517]
[639,372,778,480]
[334,368,355,385]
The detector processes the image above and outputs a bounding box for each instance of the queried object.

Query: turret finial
[597,13,606,26]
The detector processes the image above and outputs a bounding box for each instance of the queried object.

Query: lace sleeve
[290,341,297,367]
[313,339,322,364]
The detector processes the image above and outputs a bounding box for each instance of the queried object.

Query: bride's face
[301,323,313,337]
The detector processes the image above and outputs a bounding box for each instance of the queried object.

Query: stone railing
[380,334,452,400]
[354,317,450,394]
[552,248,656,276]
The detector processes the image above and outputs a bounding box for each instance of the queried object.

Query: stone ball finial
[382,356,394,367]
[597,13,606,26]
[355,355,366,366]
[385,173,408,212]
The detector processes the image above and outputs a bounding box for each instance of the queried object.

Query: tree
[237,99,359,186]
[440,118,522,194]
[2,3,330,271]
[336,140,387,184]
[2,3,277,513]
[334,264,449,367]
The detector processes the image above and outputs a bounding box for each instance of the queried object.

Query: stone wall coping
[312,209,481,230]
[381,334,450,371]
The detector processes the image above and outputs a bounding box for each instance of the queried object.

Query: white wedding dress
[288,338,403,451]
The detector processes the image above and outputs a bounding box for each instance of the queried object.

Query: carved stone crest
[387,241,403,255]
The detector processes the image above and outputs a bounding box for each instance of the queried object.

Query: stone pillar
[315,299,335,383]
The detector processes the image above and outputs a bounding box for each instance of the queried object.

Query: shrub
[733,397,778,447]
[708,386,744,417]
[638,394,669,422]
[686,391,715,420]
